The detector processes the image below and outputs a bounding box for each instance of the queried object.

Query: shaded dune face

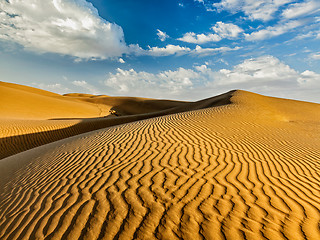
[0,91,320,240]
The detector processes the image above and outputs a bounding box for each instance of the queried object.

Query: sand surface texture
[1,88,320,240]
[0,82,187,159]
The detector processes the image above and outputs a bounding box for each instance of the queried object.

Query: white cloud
[178,21,243,44]
[129,44,191,57]
[294,31,316,40]
[104,67,202,98]
[2,0,238,60]
[129,44,241,57]
[297,70,320,90]
[119,58,125,63]
[178,32,221,44]
[146,45,191,57]
[211,21,244,38]
[72,80,101,94]
[282,0,320,19]
[192,45,242,56]
[32,82,71,94]
[245,20,302,41]
[213,0,293,21]
[104,56,320,103]
[213,56,298,86]
[157,29,169,41]
[310,53,320,60]
[209,55,320,102]
[0,0,127,60]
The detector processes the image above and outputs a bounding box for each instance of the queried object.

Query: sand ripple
[0,90,319,239]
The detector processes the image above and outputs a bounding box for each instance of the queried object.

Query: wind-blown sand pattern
[1,89,320,240]
[0,82,188,159]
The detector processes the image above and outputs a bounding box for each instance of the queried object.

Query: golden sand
[0,83,320,240]
[0,82,186,159]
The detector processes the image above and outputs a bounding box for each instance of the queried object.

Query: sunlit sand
[1,82,320,240]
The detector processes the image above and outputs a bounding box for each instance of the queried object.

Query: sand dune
[0,81,187,120]
[0,82,103,120]
[63,93,187,116]
[0,82,188,159]
[0,89,319,239]
[0,82,232,159]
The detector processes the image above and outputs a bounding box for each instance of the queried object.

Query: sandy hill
[63,93,187,116]
[0,82,188,159]
[0,82,187,120]
[0,82,102,120]
[0,88,319,240]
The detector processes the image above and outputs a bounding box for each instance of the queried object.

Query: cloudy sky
[1,0,320,102]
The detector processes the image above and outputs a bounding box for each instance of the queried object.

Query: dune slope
[63,93,187,116]
[0,90,319,240]
[0,82,103,120]
[0,82,231,159]
[0,82,189,159]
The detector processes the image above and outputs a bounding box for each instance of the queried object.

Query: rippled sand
[1,83,320,240]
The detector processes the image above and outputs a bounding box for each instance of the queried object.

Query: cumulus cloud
[0,0,127,60]
[129,44,241,57]
[211,22,244,38]
[104,56,320,102]
[129,44,191,57]
[104,67,203,98]
[178,21,243,44]
[157,29,169,41]
[213,0,293,21]
[209,55,320,102]
[245,20,302,41]
[178,32,222,44]
[72,80,101,94]
[146,45,191,57]
[32,82,72,94]
[192,45,242,56]
[212,56,298,86]
[298,70,320,82]
[0,0,249,60]
[282,0,320,19]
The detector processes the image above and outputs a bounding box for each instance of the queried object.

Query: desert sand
[0,82,320,240]
[0,82,187,159]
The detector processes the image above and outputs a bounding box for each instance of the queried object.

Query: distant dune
[0,82,230,159]
[0,82,186,159]
[0,82,320,239]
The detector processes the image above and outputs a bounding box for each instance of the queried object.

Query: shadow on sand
[0,91,234,160]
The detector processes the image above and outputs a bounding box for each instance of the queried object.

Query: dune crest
[1,88,320,240]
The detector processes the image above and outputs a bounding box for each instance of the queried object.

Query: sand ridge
[0,81,186,120]
[0,82,186,159]
[0,90,320,239]
[63,93,187,116]
[0,82,232,159]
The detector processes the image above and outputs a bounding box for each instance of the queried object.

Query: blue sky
[0,0,320,102]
